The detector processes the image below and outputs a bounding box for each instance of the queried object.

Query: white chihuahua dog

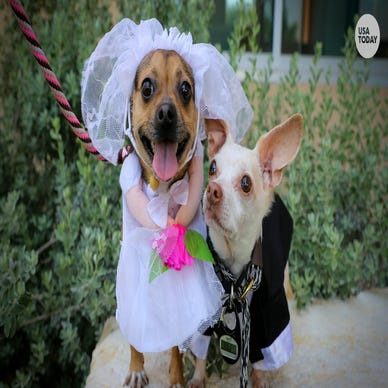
[189,114,303,388]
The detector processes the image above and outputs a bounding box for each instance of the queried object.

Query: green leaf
[184,230,214,263]
[148,250,168,283]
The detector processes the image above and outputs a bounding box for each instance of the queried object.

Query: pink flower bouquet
[149,224,214,282]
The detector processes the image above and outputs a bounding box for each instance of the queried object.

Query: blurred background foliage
[0,0,386,386]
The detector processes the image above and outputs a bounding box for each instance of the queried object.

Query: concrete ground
[85,288,388,387]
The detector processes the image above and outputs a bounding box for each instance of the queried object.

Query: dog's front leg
[251,368,269,388]
[123,345,149,387]
[169,346,185,387]
[187,357,206,388]
[187,333,211,388]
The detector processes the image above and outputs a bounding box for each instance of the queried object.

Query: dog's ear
[205,119,231,159]
[257,114,303,188]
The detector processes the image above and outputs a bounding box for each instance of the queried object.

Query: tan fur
[123,346,149,387]
[129,345,145,372]
[124,49,199,387]
[131,50,198,186]
[284,262,294,299]
[169,346,185,387]
[187,358,206,388]
[251,368,269,388]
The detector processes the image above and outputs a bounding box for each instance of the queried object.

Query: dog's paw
[169,384,184,388]
[251,368,269,388]
[186,377,205,388]
[123,370,149,387]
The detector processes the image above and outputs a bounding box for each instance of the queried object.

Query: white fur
[203,140,274,277]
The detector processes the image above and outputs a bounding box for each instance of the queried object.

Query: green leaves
[184,229,214,263]
[148,251,168,283]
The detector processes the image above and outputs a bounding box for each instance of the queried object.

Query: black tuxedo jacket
[248,193,293,363]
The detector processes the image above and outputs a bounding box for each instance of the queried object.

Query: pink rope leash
[8,0,131,164]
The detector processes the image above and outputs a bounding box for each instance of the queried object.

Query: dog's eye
[209,160,217,176]
[241,175,252,193]
[179,81,192,103]
[141,78,154,100]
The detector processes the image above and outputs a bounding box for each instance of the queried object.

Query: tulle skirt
[116,227,223,353]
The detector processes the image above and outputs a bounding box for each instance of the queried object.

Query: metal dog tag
[222,309,237,330]
[219,334,239,362]
[216,304,241,364]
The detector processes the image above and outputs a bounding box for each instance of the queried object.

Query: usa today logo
[355,14,380,59]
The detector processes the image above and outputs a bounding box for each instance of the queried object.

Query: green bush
[0,1,214,386]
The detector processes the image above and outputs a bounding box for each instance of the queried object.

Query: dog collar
[208,235,262,387]
[208,235,263,295]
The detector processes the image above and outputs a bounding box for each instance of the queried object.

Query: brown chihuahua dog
[123,49,199,388]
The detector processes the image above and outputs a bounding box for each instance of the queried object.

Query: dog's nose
[155,103,178,142]
[207,182,223,205]
[156,103,177,126]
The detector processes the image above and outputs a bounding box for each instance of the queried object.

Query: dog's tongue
[152,141,178,181]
